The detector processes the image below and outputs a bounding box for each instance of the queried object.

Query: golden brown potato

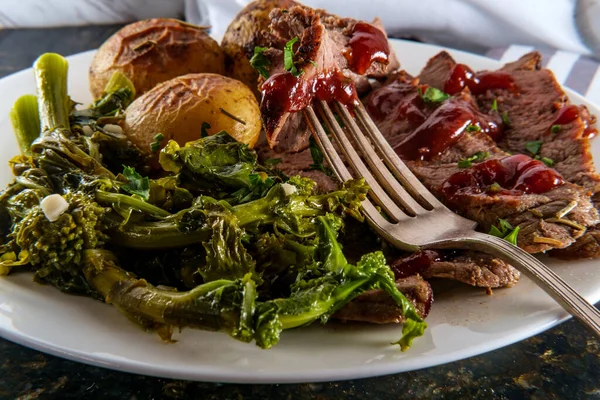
[89,18,225,99]
[123,73,261,156]
[221,0,297,98]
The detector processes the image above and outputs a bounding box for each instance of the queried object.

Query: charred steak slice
[419,51,600,259]
[391,250,520,288]
[364,73,599,253]
[258,4,399,153]
[333,275,432,324]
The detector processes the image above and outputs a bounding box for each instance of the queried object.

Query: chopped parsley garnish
[284,37,303,77]
[308,136,333,176]
[501,111,511,126]
[420,87,450,103]
[121,165,150,201]
[540,156,554,167]
[201,121,211,138]
[264,157,283,167]
[525,140,542,156]
[466,123,481,132]
[457,151,489,168]
[149,132,164,153]
[491,99,498,112]
[250,46,270,79]
[488,218,520,246]
[309,60,318,68]
[551,124,561,134]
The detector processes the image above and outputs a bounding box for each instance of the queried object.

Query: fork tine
[333,102,431,216]
[304,106,419,251]
[353,102,446,210]
[314,101,409,222]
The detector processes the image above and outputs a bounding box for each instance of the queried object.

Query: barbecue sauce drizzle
[260,70,358,135]
[346,22,390,75]
[551,104,598,139]
[441,154,565,201]
[444,63,516,95]
[394,101,474,160]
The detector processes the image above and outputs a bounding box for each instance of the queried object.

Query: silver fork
[303,100,600,339]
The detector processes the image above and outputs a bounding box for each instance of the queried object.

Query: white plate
[0,40,599,384]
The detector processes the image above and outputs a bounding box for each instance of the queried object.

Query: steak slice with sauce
[363,72,600,253]
[419,51,600,259]
[259,4,399,153]
[391,250,520,289]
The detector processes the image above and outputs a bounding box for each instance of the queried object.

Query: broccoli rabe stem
[10,95,41,155]
[34,53,70,134]
[96,190,171,219]
[83,249,245,333]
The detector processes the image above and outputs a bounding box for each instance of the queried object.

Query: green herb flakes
[457,151,489,168]
[420,87,450,103]
[525,140,542,156]
[250,46,270,79]
[488,218,520,246]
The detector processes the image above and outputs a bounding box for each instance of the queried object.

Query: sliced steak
[333,275,432,324]
[364,74,600,253]
[255,134,339,192]
[419,51,600,259]
[259,4,399,153]
[390,250,520,288]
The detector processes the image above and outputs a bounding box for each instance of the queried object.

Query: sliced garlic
[281,183,297,197]
[40,194,69,222]
[82,125,94,136]
[103,124,123,135]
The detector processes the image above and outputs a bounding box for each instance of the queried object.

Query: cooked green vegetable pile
[0,53,426,350]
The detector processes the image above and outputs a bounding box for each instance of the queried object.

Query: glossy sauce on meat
[260,71,358,134]
[394,100,474,160]
[444,64,516,95]
[552,104,598,139]
[441,154,565,201]
[364,80,428,128]
[346,22,390,74]
[391,250,442,279]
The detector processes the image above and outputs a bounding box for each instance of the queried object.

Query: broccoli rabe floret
[1,193,109,294]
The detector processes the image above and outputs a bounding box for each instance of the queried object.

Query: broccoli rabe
[0,52,429,352]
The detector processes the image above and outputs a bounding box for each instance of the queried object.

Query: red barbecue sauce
[260,70,358,135]
[441,154,564,201]
[551,104,598,139]
[346,22,390,74]
[365,80,428,128]
[553,104,580,125]
[391,250,442,279]
[444,63,516,95]
[394,100,475,160]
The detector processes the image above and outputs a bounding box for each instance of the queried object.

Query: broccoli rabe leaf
[121,165,150,200]
[158,132,278,204]
[255,216,426,350]
[201,204,259,283]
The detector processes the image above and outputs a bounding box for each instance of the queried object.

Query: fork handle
[444,232,600,339]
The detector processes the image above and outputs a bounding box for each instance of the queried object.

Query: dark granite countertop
[0,24,599,400]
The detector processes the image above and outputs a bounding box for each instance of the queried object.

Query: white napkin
[186,0,596,56]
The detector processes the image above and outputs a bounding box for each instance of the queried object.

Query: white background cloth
[1,0,598,57]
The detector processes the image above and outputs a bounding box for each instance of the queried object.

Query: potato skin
[123,74,261,155]
[221,0,297,99]
[90,18,225,99]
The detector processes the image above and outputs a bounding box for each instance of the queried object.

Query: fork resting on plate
[303,100,600,339]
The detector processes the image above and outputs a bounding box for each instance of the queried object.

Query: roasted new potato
[221,0,297,98]
[89,18,225,99]
[123,73,261,156]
